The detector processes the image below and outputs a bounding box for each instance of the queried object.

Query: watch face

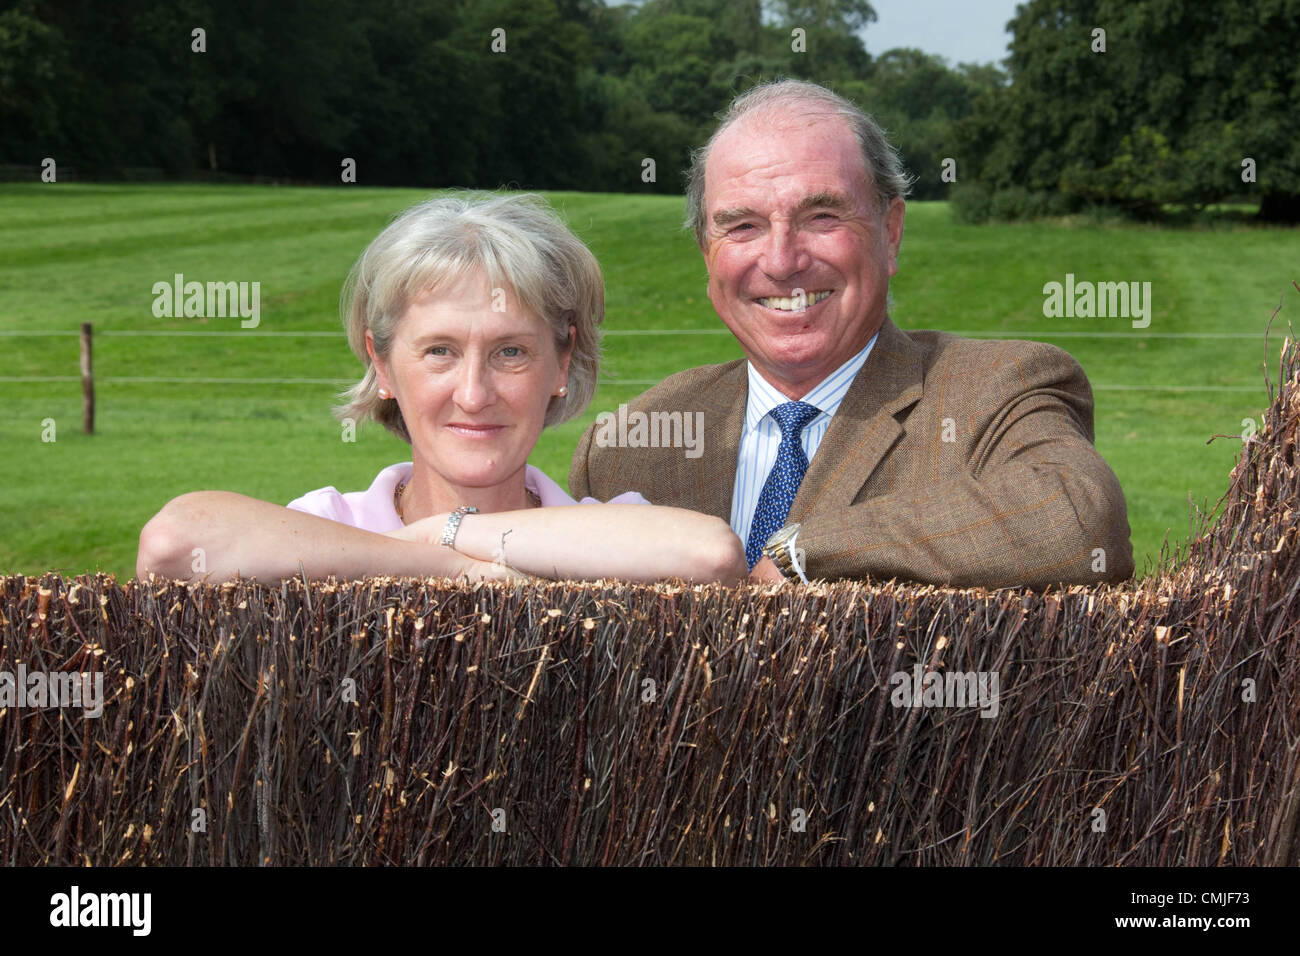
[768,524,797,548]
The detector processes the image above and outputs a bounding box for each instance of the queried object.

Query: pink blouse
[286,462,649,532]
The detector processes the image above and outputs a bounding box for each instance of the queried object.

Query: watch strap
[440,506,479,548]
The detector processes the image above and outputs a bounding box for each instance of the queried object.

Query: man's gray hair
[684,78,913,246]
[336,193,603,441]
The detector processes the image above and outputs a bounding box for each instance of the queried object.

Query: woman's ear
[557,323,576,382]
[365,330,392,396]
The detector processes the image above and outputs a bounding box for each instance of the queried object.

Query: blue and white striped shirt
[730,333,878,547]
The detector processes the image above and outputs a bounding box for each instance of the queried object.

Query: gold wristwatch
[763,523,805,581]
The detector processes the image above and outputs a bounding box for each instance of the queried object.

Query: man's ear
[884,198,906,276]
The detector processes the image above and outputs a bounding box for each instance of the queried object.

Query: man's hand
[748,555,788,584]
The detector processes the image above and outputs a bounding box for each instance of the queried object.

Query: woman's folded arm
[388,503,748,585]
[136,491,507,583]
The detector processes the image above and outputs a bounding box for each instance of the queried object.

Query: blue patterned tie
[746,401,822,569]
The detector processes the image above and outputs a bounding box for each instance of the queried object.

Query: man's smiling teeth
[757,290,832,311]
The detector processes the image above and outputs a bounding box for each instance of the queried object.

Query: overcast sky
[860,0,1024,66]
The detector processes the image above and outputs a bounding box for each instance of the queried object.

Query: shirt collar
[384,461,578,513]
[742,331,879,433]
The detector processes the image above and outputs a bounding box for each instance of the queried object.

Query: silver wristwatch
[439,506,479,548]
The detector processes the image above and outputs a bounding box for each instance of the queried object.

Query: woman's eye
[499,346,524,358]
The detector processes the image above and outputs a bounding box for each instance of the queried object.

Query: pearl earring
[378,388,390,399]
[557,385,568,396]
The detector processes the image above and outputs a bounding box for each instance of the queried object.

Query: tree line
[0,0,994,200]
[2,0,1295,220]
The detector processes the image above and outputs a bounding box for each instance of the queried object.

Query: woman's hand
[462,556,535,583]
[389,516,537,582]
[382,514,452,546]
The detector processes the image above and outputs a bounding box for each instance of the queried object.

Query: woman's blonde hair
[335,193,604,441]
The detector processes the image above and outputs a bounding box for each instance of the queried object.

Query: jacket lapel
[788,317,924,521]
[695,363,747,521]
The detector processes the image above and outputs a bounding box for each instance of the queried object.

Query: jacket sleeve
[568,418,600,501]
[795,346,1134,588]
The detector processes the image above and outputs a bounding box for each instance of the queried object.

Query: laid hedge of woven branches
[3,336,1298,866]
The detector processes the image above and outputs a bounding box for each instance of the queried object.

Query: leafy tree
[343,0,482,186]
[0,0,65,154]
[764,0,876,33]
[844,50,1003,200]
[954,0,1300,221]
[452,0,592,190]
[623,12,729,126]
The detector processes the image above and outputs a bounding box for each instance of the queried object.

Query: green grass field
[1,183,1296,580]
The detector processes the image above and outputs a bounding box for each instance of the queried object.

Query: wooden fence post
[80,322,94,434]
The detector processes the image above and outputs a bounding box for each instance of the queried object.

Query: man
[570,79,1133,587]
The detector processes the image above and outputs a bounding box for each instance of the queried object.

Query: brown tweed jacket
[569,317,1134,587]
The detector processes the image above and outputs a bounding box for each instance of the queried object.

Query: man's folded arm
[796,360,1135,588]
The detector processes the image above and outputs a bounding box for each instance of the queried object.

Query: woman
[136,194,746,585]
